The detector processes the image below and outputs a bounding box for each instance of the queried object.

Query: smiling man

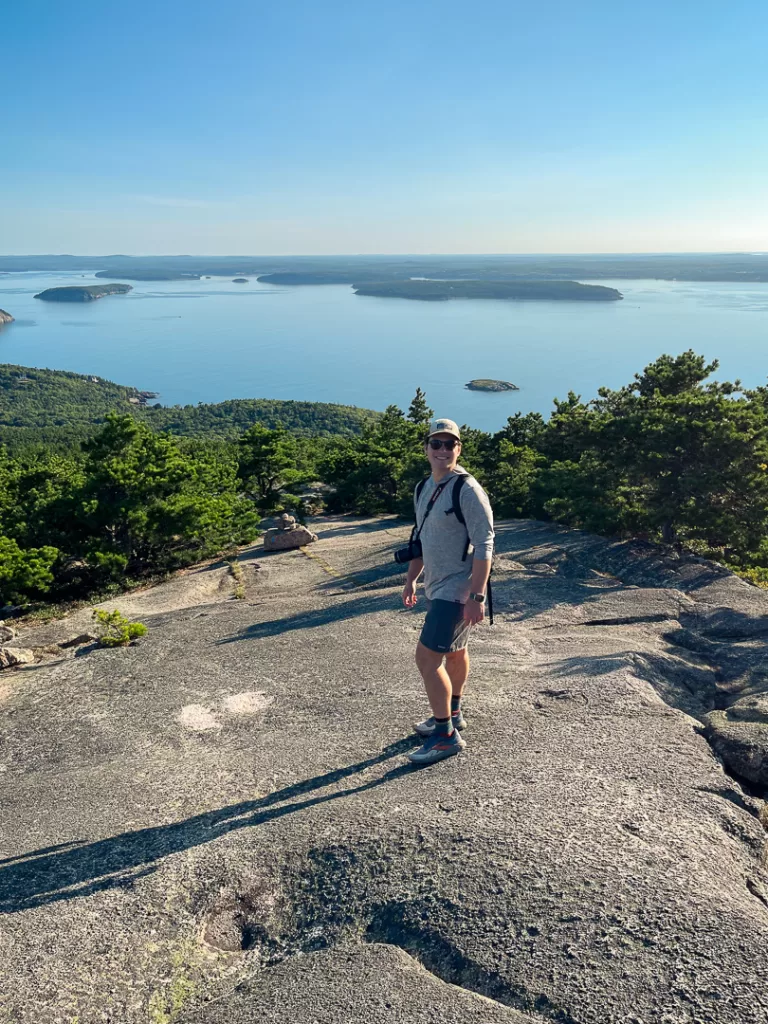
[402,417,495,765]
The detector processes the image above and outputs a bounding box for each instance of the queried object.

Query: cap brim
[427,429,461,440]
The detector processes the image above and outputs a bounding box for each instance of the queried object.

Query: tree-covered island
[34,284,133,302]
[353,280,623,301]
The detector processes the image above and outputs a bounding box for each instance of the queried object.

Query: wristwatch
[469,592,486,604]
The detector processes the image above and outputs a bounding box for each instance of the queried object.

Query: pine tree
[407,388,433,430]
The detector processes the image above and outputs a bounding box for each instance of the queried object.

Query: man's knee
[445,648,468,664]
[416,641,443,673]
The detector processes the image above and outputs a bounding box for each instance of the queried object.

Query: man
[402,417,494,765]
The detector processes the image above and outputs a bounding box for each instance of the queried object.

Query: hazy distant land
[94,269,201,281]
[4,252,768,282]
[353,280,623,301]
[34,284,133,302]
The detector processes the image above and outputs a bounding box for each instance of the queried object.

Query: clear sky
[3,0,767,254]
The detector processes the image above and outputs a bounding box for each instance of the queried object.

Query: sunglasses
[428,438,460,451]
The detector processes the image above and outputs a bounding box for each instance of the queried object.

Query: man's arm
[460,481,494,624]
[464,557,491,623]
[402,557,424,608]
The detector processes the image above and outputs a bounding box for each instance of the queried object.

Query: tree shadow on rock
[215,591,400,644]
[0,739,415,915]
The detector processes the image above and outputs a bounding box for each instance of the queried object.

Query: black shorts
[420,599,472,654]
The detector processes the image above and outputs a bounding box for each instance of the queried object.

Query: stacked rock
[0,621,34,669]
[263,513,318,552]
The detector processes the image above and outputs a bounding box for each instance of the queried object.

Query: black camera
[393,538,423,564]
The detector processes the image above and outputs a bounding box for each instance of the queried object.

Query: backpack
[415,473,494,624]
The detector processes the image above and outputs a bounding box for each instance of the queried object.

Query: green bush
[93,608,148,646]
[0,535,59,604]
[731,565,768,589]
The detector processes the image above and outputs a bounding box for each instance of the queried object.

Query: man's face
[425,432,461,474]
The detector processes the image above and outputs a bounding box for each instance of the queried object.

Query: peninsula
[466,378,519,391]
[353,280,623,301]
[34,284,133,302]
[0,309,14,325]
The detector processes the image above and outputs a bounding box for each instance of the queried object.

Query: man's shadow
[0,738,416,915]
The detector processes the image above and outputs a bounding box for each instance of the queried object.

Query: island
[257,272,361,285]
[353,280,623,301]
[94,270,201,281]
[232,277,249,283]
[34,284,133,302]
[466,379,519,392]
[0,309,14,325]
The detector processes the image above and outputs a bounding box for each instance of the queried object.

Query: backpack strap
[451,473,469,525]
[447,473,471,560]
[415,477,428,505]
[451,474,495,623]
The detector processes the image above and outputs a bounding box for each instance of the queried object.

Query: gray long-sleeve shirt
[414,466,494,603]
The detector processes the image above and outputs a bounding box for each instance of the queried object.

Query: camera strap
[412,479,450,545]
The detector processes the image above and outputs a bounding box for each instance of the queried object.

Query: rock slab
[1,517,767,1024]
[263,525,318,551]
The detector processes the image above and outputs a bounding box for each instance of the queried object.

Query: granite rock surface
[1,518,767,1024]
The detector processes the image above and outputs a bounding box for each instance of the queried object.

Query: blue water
[1,272,767,432]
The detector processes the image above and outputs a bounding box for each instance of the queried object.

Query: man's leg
[444,647,469,697]
[409,641,466,764]
[415,641,451,720]
[445,647,469,730]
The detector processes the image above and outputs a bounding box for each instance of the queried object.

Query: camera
[393,538,423,564]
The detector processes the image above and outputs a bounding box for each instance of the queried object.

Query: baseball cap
[427,417,461,440]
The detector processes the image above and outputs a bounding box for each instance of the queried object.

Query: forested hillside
[2,352,767,606]
[0,365,379,450]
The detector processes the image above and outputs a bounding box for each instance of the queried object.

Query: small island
[466,379,519,392]
[0,309,14,326]
[34,284,133,303]
[353,280,623,302]
[232,277,249,283]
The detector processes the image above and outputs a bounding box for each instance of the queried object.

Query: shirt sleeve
[460,479,494,560]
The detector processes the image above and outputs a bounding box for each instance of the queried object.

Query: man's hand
[463,598,485,625]
[402,580,418,608]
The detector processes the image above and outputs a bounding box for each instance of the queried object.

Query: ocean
[1,272,767,432]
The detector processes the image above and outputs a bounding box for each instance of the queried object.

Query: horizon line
[1,250,767,259]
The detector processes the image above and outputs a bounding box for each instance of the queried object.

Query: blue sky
[3,0,767,254]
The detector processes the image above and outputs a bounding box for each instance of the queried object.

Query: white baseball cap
[427,417,461,440]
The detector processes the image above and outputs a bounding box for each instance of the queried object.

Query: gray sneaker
[407,728,466,766]
[415,711,466,737]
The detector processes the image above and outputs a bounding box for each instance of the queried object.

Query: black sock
[434,716,453,736]
[451,696,462,716]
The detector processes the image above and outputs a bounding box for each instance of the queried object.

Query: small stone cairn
[263,513,318,552]
[0,621,34,669]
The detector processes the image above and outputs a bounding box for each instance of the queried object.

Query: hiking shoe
[407,728,466,766]
[415,711,466,737]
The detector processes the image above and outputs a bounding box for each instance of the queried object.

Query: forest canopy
[2,352,767,605]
